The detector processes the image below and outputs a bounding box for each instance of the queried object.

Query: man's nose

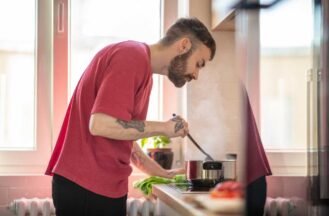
[192,71,199,80]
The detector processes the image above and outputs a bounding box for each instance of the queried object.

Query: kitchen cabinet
[211,0,238,31]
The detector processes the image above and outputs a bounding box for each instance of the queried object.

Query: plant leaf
[140,138,148,149]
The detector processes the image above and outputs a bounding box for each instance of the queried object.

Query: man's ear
[179,37,192,54]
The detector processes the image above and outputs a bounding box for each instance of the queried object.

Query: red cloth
[244,88,272,184]
[45,41,152,198]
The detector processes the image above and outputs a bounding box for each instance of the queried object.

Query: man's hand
[165,115,189,138]
[165,167,186,179]
[131,142,186,179]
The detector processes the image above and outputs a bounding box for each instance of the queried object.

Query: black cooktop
[168,183,213,194]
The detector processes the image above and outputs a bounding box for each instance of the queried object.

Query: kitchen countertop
[152,184,243,216]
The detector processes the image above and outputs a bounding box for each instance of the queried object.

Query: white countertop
[152,184,243,216]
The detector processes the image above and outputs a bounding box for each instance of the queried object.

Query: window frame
[0,0,53,174]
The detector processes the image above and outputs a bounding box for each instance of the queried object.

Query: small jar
[222,153,237,180]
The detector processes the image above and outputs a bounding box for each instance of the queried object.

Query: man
[45,17,216,216]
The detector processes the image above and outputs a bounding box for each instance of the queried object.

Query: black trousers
[52,174,127,216]
[246,176,267,216]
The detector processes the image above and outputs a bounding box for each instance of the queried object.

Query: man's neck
[148,43,176,76]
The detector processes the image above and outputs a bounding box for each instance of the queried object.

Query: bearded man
[45,17,216,216]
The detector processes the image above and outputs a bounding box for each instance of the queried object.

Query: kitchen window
[238,0,314,176]
[0,0,53,174]
[0,0,164,174]
[69,0,163,121]
[258,0,313,176]
[259,0,313,151]
[53,0,163,140]
[0,0,36,150]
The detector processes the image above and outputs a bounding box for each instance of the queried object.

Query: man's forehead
[195,44,211,61]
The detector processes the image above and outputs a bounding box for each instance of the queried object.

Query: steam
[184,93,228,161]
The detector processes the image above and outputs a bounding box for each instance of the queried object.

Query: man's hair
[160,17,216,60]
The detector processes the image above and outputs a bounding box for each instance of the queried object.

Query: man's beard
[168,49,193,88]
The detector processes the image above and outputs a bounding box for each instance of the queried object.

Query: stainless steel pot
[185,160,223,187]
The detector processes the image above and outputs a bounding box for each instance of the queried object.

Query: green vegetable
[174,174,187,183]
[139,135,171,149]
[133,175,189,196]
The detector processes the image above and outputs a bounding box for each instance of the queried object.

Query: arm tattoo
[116,119,145,132]
[131,150,146,167]
[171,117,184,133]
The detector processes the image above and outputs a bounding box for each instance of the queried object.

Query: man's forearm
[89,113,187,141]
[89,113,166,140]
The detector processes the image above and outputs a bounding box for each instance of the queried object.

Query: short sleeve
[91,45,148,121]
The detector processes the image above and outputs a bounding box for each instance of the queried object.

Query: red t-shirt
[45,41,153,198]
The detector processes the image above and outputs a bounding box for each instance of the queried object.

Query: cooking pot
[185,160,224,187]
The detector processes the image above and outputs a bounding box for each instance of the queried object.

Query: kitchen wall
[184,0,244,180]
[186,30,242,161]
[0,176,51,216]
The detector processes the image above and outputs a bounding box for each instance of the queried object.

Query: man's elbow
[89,114,103,136]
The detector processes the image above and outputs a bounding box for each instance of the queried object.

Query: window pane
[0,0,36,150]
[259,0,313,150]
[70,0,161,120]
